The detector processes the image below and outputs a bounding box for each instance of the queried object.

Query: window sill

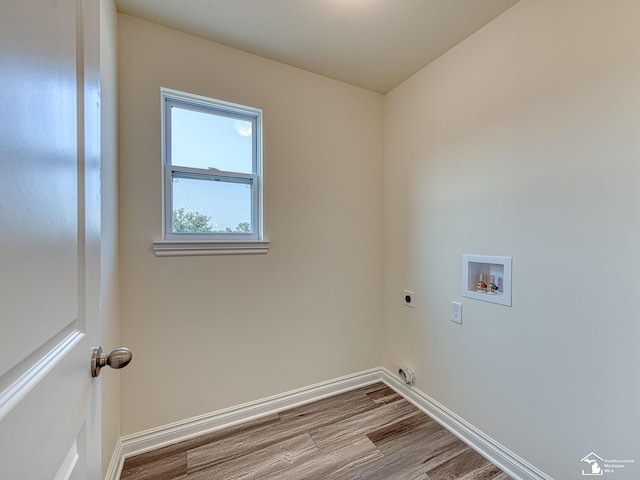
[153,240,270,257]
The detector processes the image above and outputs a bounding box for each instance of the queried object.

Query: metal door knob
[91,346,132,377]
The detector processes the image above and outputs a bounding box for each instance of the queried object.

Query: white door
[0,0,103,478]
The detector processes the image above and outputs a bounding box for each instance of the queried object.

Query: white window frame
[154,88,268,256]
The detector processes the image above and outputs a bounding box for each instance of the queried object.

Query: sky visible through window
[171,106,254,232]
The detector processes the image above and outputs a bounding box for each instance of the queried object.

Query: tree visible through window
[172,208,254,234]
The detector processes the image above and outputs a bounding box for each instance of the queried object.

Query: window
[155,88,268,256]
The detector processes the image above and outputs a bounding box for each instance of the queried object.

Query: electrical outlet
[451,301,462,324]
[403,290,415,308]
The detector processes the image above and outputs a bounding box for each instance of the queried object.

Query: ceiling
[115,0,519,94]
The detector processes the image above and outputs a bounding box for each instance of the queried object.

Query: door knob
[91,346,132,377]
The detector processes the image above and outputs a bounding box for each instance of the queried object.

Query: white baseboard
[103,437,123,480]
[106,367,550,480]
[378,367,552,480]
[109,368,382,479]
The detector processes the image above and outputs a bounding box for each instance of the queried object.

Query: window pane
[171,106,253,174]
[171,175,253,234]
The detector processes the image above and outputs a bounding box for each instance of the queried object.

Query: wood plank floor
[120,383,512,480]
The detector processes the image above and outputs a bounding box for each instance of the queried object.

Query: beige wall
[100,0,120,476]
[383,0,640,477]
[118,14,384,434]
[116,2,640,476]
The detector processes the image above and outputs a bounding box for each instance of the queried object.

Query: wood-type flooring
[120,383,512,480]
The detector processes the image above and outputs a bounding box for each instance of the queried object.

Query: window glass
[170,106,254,174]
[171,174,253,234]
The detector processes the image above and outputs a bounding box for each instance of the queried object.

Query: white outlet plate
[403,290,415,308]
[451,301,462,324]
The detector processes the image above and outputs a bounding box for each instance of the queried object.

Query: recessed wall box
[462,254,512,306]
